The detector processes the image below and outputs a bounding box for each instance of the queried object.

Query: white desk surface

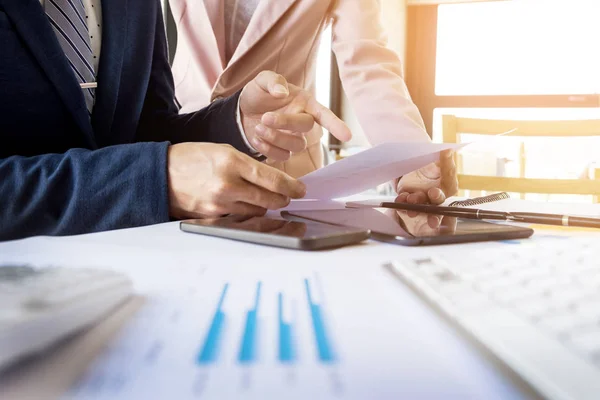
[3,199,595,399]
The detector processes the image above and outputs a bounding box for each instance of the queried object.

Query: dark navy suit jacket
[0,0,252,240]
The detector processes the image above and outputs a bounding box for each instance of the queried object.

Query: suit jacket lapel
[91,0,127,146]
[225,0,296,71]
[203,0,226,68]
[0,0,95,148]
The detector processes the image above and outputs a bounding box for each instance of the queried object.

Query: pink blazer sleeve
[330,0,430,146]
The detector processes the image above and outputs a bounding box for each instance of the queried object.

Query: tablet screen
[285,208,530,240]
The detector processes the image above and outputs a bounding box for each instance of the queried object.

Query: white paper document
[0,241,528,400]
[0,223,576,400]
[299,142,464,200]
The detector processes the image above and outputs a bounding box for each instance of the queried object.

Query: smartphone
[180,215,369,250]
[282,208,534,246]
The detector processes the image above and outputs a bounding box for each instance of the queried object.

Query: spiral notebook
[448,192,510,207]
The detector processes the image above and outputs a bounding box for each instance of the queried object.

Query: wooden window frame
[405,5,600,137]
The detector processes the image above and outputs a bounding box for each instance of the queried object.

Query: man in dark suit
[0,0,350,241]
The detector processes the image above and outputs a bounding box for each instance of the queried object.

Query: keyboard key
[522,276,572,295]
[513,300,552,319]
[461,267,506,283]
[437,278,471,294]
[474,275,523,292]
[574,299,600,321]
[575,270,600,288]
[568,329,600,356]
[544,287,594,310]
[507,266,553,283]
[491,286,534,304]
[448,293,495,312]
[537,313,584,336]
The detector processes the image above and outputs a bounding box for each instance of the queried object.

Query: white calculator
[0,265,132,371]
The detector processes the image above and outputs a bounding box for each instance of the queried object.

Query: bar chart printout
[239,282,262,363]
[305,278,336,363]
[196,277,337,366]
[197,284,228,364]
[278,292,295,363]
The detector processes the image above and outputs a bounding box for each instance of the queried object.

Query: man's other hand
[167,143,306,219]
[240,71,352,161]
[396,150,458,205]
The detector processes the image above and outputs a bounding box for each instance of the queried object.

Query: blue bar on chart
[304,279,336,363]
[238,282,262,363]
[278,293,296,363]
[197,283,229,365]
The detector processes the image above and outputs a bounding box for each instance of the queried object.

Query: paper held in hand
[299,142,465,200]
[299,128,518,200]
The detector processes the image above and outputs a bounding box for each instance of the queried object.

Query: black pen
[509,212,600,228]
[345,201,600,229]
[372,202,510,220]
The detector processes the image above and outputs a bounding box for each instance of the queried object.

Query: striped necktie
[45,0,95,113]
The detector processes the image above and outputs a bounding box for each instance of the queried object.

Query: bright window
[435,1,600,96]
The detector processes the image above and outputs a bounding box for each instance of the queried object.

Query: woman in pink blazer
[169,0,457,204]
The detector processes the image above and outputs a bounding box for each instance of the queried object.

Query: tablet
[282,208,533,246]
[180,215,369,250]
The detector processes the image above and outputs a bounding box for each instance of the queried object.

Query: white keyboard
[388,240,600,400]
[0,265,132,371]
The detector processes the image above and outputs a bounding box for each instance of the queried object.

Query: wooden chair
[441,115,600,198]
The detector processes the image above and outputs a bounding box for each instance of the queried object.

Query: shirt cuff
[237,95,262,156]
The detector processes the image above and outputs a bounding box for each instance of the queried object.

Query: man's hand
[167,143,306,219]
[240,71,352,161]
[396,150,458,205]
